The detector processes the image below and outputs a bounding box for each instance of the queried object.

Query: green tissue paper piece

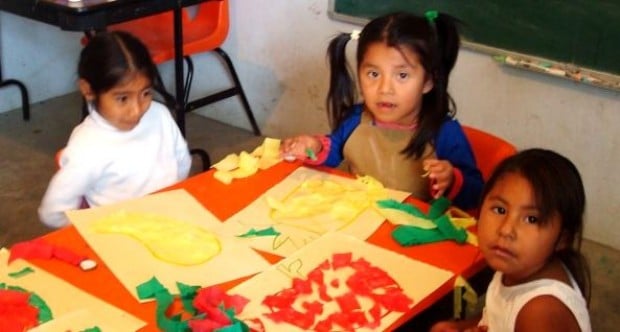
[136,276,166,300]
[392,225,448,246]
[376,199,427,218]
[435,215,468,244]
[237,227,280,238]
[217,321,248,332]
[177,282,200,315]
[427,197,451,219]
[8,266,35,278]
[81,327,102,332]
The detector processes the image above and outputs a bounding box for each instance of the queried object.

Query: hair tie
[350,29,361,41]
[425,10,438,24]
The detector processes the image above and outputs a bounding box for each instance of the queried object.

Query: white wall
[1,1,619,249]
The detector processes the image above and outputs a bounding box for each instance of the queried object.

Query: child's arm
[280,104,364,166]
[433,120,483,210]
[38,152,93,228]
[515,296,581,332]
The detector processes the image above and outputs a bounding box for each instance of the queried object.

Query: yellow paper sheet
[221,167,410,257]
[231,232,454,331]
[67,189,271,302]
[0,248,144,331]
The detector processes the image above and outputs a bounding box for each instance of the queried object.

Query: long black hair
[326,12,462,158]
[78,31,176,113]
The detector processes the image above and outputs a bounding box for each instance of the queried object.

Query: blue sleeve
[435,118,484,210]
[323,105,363,167]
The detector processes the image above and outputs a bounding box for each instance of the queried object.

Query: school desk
[19,161,486,331]
[0,0,210,135]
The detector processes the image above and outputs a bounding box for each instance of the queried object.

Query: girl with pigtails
[281,11,483,210]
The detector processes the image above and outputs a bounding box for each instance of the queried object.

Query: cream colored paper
[231,232,454,331]
[0,248,144,331]
[222,167,410,257]
[67,189,271,302]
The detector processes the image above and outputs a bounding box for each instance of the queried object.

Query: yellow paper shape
[268,175,389,223]
[212,153,239,171]
[93,210,221,266]
[211,138,283,184]
[67,190,272,302]
[213,170,234,184]
[222,167,410,257]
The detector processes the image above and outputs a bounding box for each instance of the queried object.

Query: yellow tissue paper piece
[213,170,234,184]
[453,275,479,319]
[212,138,283,184]
[92,210,221,266]
[212,153,239,172]
[266,175,389,228]
[377,208,437,229]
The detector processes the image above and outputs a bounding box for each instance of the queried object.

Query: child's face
[477,172,563,285]
[358,42,433,126]
[83,73,153,131]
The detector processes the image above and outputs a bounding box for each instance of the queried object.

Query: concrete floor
[1,92,618,330]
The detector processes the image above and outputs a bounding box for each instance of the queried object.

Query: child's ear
[422,75,434,94]
[555,230,571,251]
[78,79,95,102]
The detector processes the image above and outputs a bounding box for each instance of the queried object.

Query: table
[21,162,486,331]
[0,0,208,135]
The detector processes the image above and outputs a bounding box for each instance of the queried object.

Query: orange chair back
[462,126,517,181]
[108,0,229,64]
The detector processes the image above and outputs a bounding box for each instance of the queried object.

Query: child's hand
[429,321,459,332]
[423,159,454,199]
[280,135,321,161]
[430,320,487,332]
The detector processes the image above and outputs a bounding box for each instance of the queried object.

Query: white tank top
[479,270,591,331]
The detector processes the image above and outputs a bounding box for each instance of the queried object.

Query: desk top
[0,0,205,31]
[14,162,484,331]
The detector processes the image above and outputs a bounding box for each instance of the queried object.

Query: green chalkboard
[330,0,620,76]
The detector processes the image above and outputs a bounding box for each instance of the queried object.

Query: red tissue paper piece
[260,252,414,331]
[9,239,84,266]
[0,289,39,332]
[193,285,249,315]
[189,285,250,332]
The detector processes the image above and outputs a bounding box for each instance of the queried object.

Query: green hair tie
[425,10,438,23]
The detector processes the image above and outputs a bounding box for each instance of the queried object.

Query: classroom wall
[1,1,619,249]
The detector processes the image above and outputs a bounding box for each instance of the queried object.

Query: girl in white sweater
[39,31,191,228]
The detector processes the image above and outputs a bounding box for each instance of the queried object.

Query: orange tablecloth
[27,161,485,331]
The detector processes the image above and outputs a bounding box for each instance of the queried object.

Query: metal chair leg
[213,48,261,136]
[190,148,211,171]
[0,79,30,121]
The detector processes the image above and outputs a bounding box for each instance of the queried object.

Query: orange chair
[462,126,517,181]
[107,0,261,136]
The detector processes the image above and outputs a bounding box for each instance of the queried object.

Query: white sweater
[39,101,191,228]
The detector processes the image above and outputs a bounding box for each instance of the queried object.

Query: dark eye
[142,89,153,98]
[367,70,379,79]
[491,206,506,215]
[525,215,538,224]
[398,72,409,79]
[116,95,128,103]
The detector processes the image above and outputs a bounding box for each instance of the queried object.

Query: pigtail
[326,33,357,130]
[402,12,462,158]
[151,71,179,118]
[433,13,462,116]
